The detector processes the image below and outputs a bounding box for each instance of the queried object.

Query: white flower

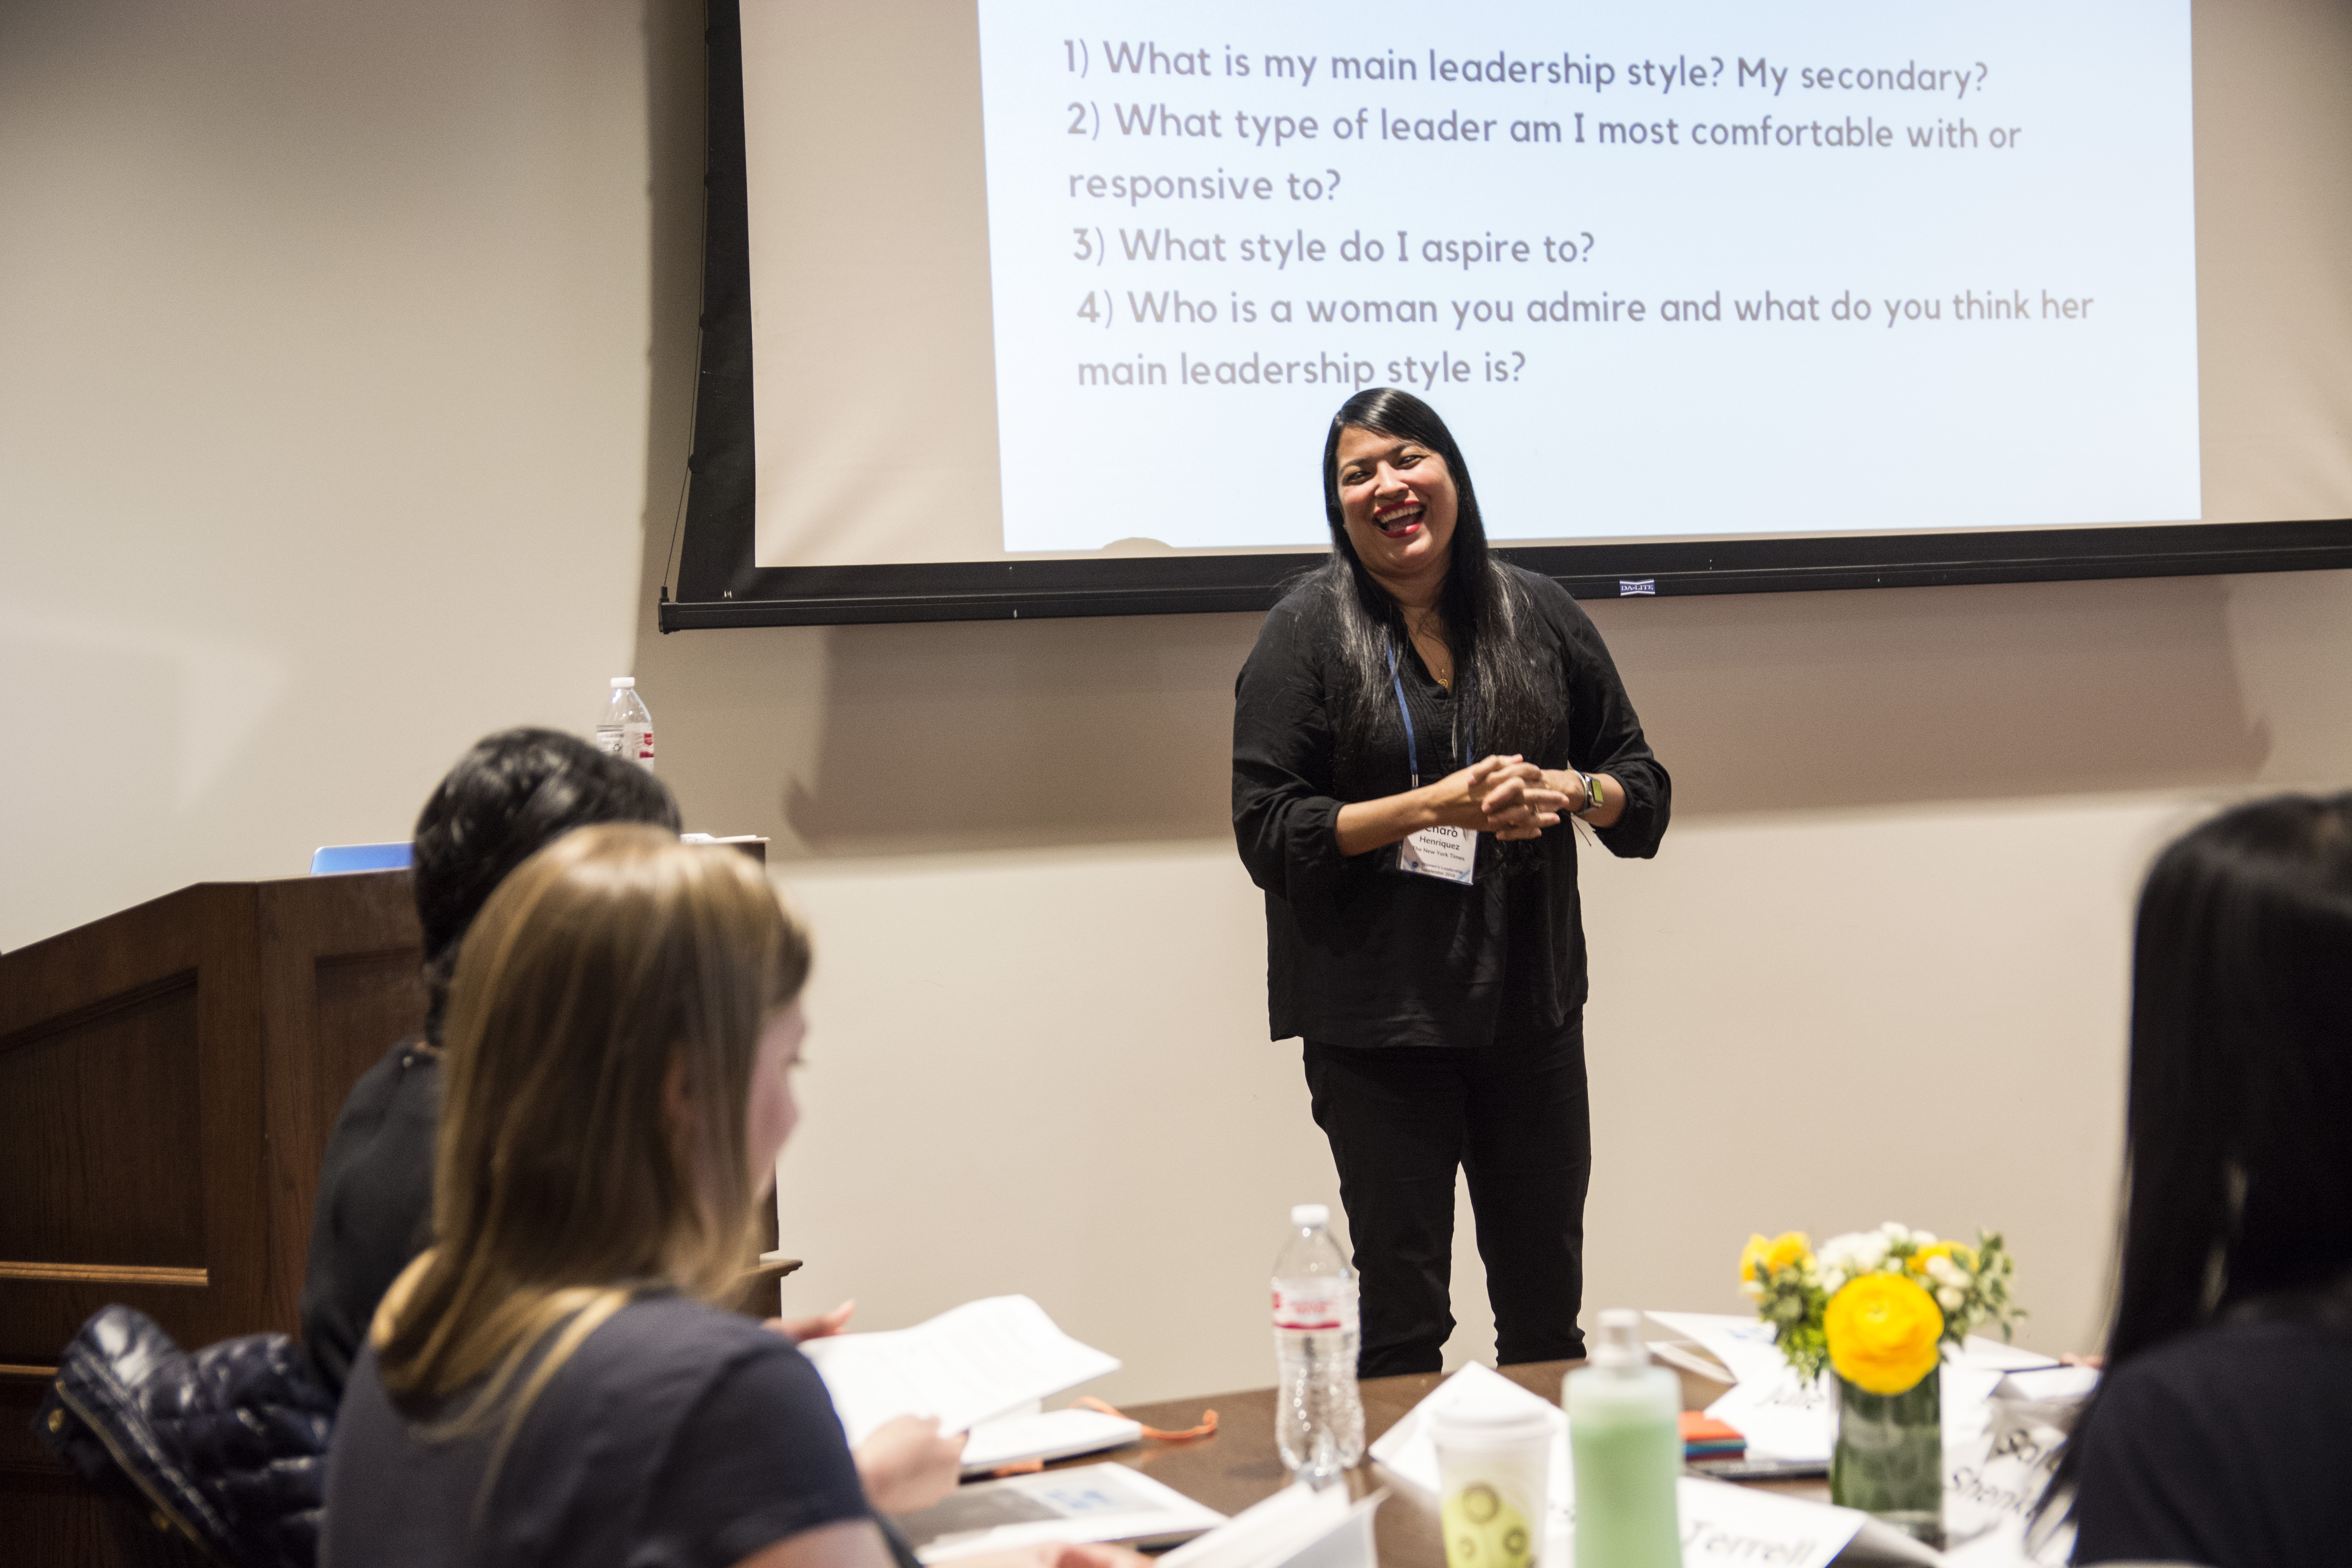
[1740,1278,1763,1301]
[1820,1230,1892,1280]
[1819,1268,1849,1296]
[1936,1286,1964,1311]
[1925,1256,1966,1288]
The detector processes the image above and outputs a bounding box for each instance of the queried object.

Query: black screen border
[664,0,2352,632]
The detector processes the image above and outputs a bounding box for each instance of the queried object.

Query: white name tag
[1397,825,1476,884]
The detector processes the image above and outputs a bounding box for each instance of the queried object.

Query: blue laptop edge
[309,842,413,875]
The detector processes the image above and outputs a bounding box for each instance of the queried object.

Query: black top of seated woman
[1232,565,1669,1049]
[298,1034,439,1399]
[2069,1307,2352,1568]
[325,1292,871,1568]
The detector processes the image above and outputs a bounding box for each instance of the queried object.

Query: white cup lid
[1432,1394,1555,1440]
[1290,1203,1329,1227]
[611,676,635,687]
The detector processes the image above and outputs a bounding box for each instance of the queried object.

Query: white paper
[1158,1483,1350,1568]
[960,1407,1144,1474]
[800,1295,1121,1446]
[1940,1367,2008,1448]
[1160,1481,1385,1568]
[1675,1476,1869,1568]
[1703,1370,1833,1463]
[1990,1366,2099,1404]
[1939,1394,2083,1566]
[1953,1336,2062,1373]
[1648,1339,1737,1386]
[1646,1312,1806,1389]
[898,1462,1225,1563]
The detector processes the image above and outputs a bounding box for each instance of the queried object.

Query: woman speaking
[1232,388,1670,1377]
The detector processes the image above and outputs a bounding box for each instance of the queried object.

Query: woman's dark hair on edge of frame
[2042,790,2352,1514]
[1311,388,1554,772]
[411,727,682,1044]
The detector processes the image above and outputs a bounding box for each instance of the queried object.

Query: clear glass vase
[1830,1366,1944,1546]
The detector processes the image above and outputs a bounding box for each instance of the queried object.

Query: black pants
[1303,1018,1591,1378]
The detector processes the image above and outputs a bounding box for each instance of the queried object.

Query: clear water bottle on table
[1273,1201,1365,1485]
[595,676,655,771]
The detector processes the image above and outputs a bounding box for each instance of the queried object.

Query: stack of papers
[958,1407,1145,1475]
[895,1463,1225,1563]
[799,1295,1133,1466]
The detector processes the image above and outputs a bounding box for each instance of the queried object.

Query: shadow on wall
[630,569,2272,858]
[1585,570,2272,815]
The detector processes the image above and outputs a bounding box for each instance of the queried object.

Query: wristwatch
[1572,770,1604,815]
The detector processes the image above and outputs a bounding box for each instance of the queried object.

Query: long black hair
[411,728,682,1043]
[1312,388,1554,769]
[2044,791,2352,1510]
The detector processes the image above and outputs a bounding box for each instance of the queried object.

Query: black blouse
[299,1035,440,1399]
[2070,1318,2352,1568]
[1232,566,1669,1050]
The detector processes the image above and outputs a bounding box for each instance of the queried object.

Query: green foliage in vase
[1740,1223,2026,1381]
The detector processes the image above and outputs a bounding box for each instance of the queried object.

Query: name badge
[1397,825,1476,884]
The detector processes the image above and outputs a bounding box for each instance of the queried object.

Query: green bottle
[1566,1310,1684,1568]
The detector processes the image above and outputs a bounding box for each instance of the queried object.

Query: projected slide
[974,1,2197,554]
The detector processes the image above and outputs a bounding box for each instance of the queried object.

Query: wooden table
[1083,1361,1824,1566]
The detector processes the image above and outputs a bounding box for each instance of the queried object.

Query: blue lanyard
[1387,640,1473,789]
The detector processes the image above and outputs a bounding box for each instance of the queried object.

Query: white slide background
[977,0,2199,552]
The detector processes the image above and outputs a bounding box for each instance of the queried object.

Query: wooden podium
[0,871,425,1563]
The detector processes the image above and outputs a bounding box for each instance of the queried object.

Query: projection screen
[662,0,2352,628]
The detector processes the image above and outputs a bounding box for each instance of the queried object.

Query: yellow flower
[1826,1273,1944,1394]
[1740,1230,1811,1282]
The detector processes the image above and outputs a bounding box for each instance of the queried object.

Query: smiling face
[1333,424,1459,603]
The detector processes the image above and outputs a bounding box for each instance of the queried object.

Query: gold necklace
[1409,610,1452,688]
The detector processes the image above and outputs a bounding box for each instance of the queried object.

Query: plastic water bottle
[1566,1310,1683,1568]
[595,677,655,771]
[1273,1202,1364,1484]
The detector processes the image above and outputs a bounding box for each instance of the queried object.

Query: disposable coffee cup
[1432,1398,1553,1568]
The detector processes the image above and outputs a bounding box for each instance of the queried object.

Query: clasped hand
[1432,755,1567,841]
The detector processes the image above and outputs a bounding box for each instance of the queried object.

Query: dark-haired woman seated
[300,728,684,1401]
[1232,389,1670,1376]
[2054,792,2352,1568]
[324,826,1142,1568]
[303,729,960,1515]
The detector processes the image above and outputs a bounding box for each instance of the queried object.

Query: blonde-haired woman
[323,826,1139,1568]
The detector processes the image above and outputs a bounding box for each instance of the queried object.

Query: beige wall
[6,0,2352,1407]
[680,577,2352,1402]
